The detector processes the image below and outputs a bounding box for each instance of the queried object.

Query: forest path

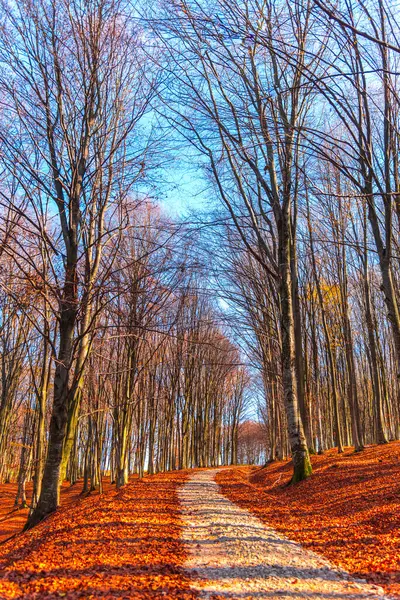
[179,469,391,600]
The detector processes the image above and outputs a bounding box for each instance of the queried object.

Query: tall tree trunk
[306,196,344,453]
[364,269,388,444]
[280,211,312,482]
[26,262,77,530]
[291,241,313,451]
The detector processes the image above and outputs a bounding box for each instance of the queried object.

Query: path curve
[179,469,392,599]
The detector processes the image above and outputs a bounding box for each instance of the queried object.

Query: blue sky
[159,163,211,218]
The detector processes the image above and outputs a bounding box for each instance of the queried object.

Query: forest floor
[0,481,99,543]
[0,472,197,599]
[217,443,400,598]
[0,443,398,599]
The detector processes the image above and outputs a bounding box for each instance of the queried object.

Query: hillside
[217,443,400,597]
[0,481,96,543]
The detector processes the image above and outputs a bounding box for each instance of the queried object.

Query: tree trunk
[25,265,77,530]
[280,212,312,482]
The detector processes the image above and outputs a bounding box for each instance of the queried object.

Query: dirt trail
[179,469,391,599]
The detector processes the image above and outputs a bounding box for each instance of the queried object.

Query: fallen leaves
[216,442,400,598]
[3,447,399,599]
[0,472,198,599]
[0,481,90,543]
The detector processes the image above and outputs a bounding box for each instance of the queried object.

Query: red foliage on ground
[0,472,197,599]
[0,482,31,543]
[0,480,98,543]
[216,443,400,597]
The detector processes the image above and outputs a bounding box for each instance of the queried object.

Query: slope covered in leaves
[0,472,198,599]
[0,481,97,543]
[217,443,400,597]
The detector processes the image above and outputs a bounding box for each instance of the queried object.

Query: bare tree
[0,0,156,527]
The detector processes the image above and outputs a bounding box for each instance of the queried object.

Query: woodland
[0,0,399,555]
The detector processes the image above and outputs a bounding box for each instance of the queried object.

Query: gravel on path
[179,469,392,600]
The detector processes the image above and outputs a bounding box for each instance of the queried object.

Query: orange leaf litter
[0,480,93,544]
[0,472,198,599]
[217,442,400,598]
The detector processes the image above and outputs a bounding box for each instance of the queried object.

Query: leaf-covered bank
[217,443,400,597]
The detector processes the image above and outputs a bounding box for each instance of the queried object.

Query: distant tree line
[0,198,248,521]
